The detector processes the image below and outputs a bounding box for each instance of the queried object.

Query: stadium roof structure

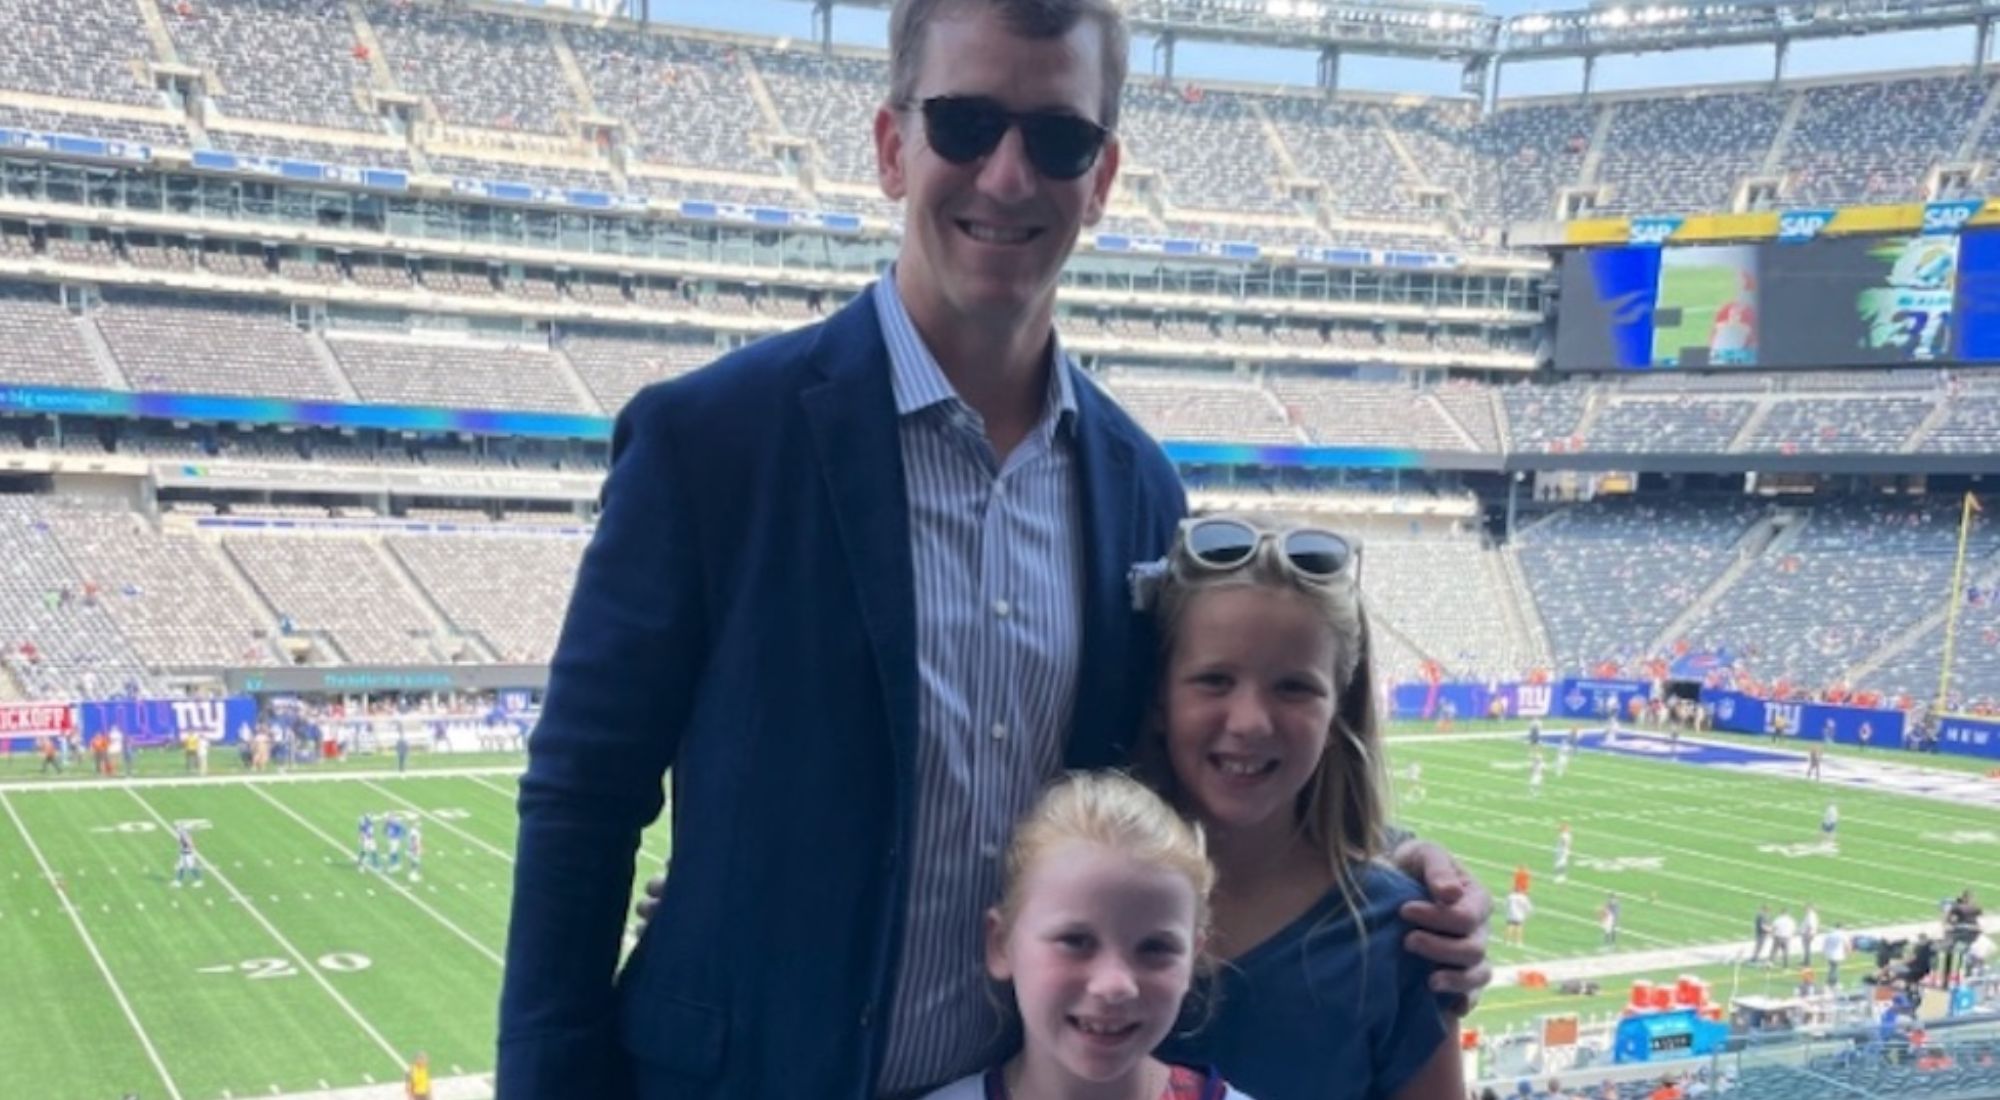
[782,0,2000,92]
[1502,0,2000,60]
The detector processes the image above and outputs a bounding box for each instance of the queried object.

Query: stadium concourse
[5,0,2000,1097]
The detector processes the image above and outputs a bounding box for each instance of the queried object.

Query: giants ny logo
[1765,702,1802,734]
[1516,684,1552,718]
[169,699,230,742]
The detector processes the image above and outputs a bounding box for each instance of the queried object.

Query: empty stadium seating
[0,283,105,390]
[1517,498,1764,673]
[0,496,159,699]
[1594,89,1786,215]
[45,504,281,671]
[386,531,584,663]
[324,335,586,414]
[558,328,719,413]
[94,291,343,400]
[1671,500,2000,691]
[364,0,577,135]
[159,0,381,132]
[1100,366,1299,444]
[573,28,771,174]
[0,0,159,106]
[224,534,446,664]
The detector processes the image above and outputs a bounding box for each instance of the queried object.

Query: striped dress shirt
[872,268,1085,1094]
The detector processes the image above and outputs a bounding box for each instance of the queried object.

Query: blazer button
[859,1003,874,1030]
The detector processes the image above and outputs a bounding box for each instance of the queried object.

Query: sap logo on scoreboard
[1763,702,1802,734]
[1921,199,1985,236]
[1777,209,1836,243]
[1627,216,1684,247]
[1516,684,1552,718]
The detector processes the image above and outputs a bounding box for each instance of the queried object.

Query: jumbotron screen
[1554,231,1993,371]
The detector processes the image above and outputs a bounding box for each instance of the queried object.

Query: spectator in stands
[1772,907,1798,968]
[1945,889,1984,984]
[1823,922,1851,988]
[500,2,1491,1097]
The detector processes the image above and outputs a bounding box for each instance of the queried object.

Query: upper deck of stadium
[1,0,1997,244]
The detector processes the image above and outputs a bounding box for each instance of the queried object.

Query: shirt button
[990,722,1007,741]
[992,598,1012,618]
[993,478,1007,498]
[981,842,1000,859]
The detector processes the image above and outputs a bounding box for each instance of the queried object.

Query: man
[1945,888,1983,984]
[498,2,1491,1096]
[1505,887,1534,947]
[1600,893,1621,948]
[1800,902,1819,966]
[1822,922,1850,989]
[1752,904,1771,963]
[1771,907,1797,969]
[171,823,202,889]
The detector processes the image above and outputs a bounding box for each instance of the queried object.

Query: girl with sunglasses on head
[918,770,1255,1100]
[1137,515,1462,1100]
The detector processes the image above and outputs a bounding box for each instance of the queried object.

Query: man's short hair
[887,0,1130,131]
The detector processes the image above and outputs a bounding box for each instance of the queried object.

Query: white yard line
[1492,918,1946,985]
[0,792,186,1100]
[242,783,505,968]
[0,766,521,795]
[266,1071,493,1099]
[1415,755,1947,907]
[123,787,411,1073]
[463,773,672,869]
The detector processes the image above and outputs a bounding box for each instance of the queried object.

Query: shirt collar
[874,266,1077,434]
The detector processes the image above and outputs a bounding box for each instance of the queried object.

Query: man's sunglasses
[915,95,1111,181]
[1177,517,1359,584]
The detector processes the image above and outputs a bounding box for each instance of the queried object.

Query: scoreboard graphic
[1558,230,1974,371]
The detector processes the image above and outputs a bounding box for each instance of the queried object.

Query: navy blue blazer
[499,285,1187,1099]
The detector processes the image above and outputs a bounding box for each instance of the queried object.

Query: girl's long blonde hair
[1141,514,1393,910]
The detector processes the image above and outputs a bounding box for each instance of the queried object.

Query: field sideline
[3,731,1995,1098]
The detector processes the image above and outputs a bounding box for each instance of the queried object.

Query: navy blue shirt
[1159,863,1447,1100]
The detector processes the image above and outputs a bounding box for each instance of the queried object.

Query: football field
[1393,728,2000,1030]
[4,732,1996,1098]
[0,759,672,1100]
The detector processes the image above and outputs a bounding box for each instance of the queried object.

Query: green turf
[1652,261,1742,365]
[1389,732,1999,1031]
[3,734,1994,1096]
[0,768,673,1100]
[0,745,529,782]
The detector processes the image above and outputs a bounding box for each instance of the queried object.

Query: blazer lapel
[1065,369,1142,769]
[800,288,921,788]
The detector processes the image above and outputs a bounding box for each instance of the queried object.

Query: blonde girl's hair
[994,770,1217,950]
[1142,514,1393,902]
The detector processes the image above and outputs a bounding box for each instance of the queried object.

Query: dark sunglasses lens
[1284,531,1351,578]
[1020,114,1104,179]
[1187,521,1258,567]
[923,98,1008,164]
